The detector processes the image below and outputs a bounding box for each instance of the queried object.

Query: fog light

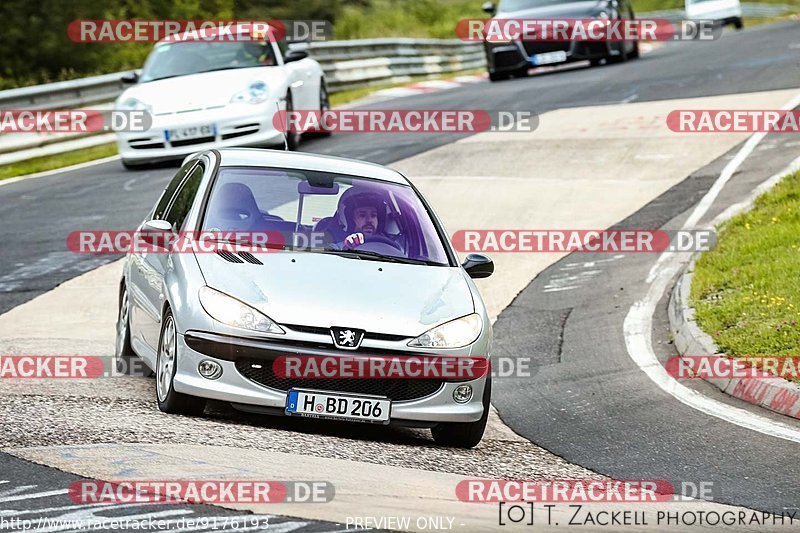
[198,360,222,380]
[453,384,473,403]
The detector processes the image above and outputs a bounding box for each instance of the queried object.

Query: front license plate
[531,51,567,66]
[164,124,216,142]
[285,389,391,424]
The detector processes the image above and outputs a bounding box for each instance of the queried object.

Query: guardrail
[0,38,485,165]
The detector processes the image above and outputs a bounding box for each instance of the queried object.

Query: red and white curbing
[668,262,800,419]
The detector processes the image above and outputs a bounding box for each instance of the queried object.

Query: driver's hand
[343,233,365,249]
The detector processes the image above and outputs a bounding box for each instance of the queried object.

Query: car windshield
[202,167,451,266]
[497,0,582,12]
[140,41,277,82]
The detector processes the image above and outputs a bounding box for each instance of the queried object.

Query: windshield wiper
[319,248,440,266]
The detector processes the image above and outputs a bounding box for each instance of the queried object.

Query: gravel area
[0,376,597,480]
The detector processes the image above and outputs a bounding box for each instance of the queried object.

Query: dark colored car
[482,0,640,81]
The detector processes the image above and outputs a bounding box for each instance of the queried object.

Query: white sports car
[115,26,329,168]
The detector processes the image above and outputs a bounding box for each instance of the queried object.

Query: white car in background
[685,0,744,29]
[115,25,329,169]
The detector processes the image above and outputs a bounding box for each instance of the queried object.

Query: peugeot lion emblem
[331,327,365,350]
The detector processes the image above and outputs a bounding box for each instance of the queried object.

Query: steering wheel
[356,234,404,252]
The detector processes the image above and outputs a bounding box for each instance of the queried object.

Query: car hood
[117,67,286,114]
[194,252,475,337]
[497,1,605,19]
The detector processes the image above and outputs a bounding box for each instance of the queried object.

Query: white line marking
[624,92,800,444]
[123,178,137,191]
[0,155,120,188]
[646,92,800,284]
[0,489,68,503]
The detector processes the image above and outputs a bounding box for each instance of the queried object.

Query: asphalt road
[1,19,799,524]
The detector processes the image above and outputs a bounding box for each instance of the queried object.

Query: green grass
[691,171,800,361]
[0,143,118,181]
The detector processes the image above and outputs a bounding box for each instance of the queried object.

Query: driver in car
[340,190,389,249]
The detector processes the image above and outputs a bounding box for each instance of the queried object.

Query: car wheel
[115,284,147,375]
[629,41,640,59]
[607,41,629,64]
[284,93,302,151]
[431,375,491,449]
[304,80,332,138]
[489,71,510,82]
[513,66,529,78]
[156,310,206,416]
[734,17,744,30]
[121,159,145,170]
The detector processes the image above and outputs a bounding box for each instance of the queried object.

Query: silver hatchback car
[116,148,494,447]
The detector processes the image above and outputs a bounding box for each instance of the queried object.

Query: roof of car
[215,148,411,185]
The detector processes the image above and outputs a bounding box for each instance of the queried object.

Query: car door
[128,161,203,364]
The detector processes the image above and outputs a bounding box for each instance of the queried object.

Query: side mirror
[140,219,173,247]
[284,49,309,63]
[482,1,496,14]
[120,71,139,84]
[462,253,494,279]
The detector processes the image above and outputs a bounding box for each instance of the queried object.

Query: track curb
[668,254,800,420]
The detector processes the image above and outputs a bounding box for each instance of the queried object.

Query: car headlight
[230,81,269,104]
[117,97,151,113]
[198,286,284,334]
[408,314,483,349]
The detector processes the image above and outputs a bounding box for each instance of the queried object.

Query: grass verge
[0,143,118,182]
[691,171,800,362]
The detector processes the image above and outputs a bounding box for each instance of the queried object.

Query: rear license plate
[164,124,216,142]
[285,389,391,424]
[531,51,567,66]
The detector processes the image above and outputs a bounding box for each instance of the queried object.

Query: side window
[164,164,204,231]
[154,162,196,220]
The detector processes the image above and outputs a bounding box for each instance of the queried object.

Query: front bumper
[116,103,286,163]
[485,39,613,74]
[173,331,488,425]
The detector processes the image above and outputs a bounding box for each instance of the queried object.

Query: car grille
[235,359,444,402]
[522,41,570,56]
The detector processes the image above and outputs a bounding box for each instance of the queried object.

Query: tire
[607,41,629,64]
[513,66,529,78]
[283,93,302,151]
[156,310,206,416]
[734,18,744,30]
[431,375,491,449]
[115,284,145,376]
[489,71,510,82]
[629,41,640,59]
[121,159,145,170]
[304,80,332,139]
